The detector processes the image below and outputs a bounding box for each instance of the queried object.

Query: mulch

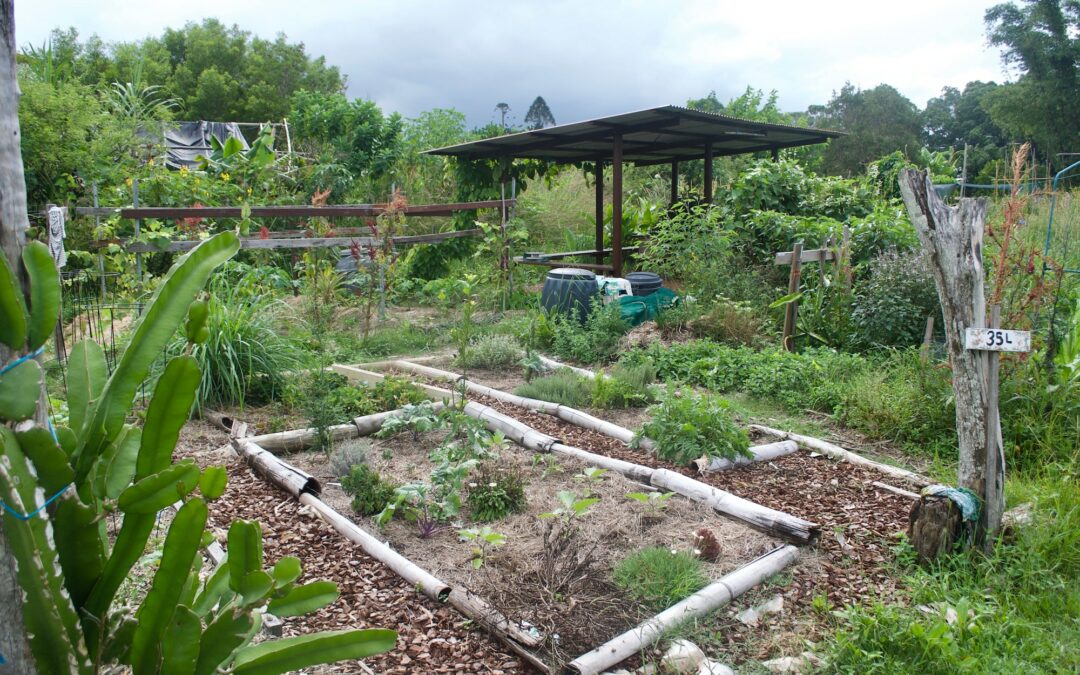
[201,458,528,673]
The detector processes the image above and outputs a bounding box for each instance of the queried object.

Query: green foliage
[341,464,399,517]
[457,526,507,569]
[375,402,443,441]
[514,369,592,407]
[466,465,528,522]
[687,298,768,347]
[590,364,657,409]
[456,334,522,369]
[851,250,941,349]
[173,283,302,410]
[539,490,598,523]
[626,490,674,515]
[550,302,629,365]
[641,202,733,299]
[825,476,1080,673]
[637,388,750,464]
[613,547,708,611]
[0,234,394,673]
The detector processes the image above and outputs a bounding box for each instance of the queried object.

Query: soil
[286,427,777,669]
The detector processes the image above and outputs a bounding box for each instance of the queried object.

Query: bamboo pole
[750,424,931,487]
[246,423,359,454]
[536,355,601,380]
[462,401,559,452]
[695,440,798,472]
[549,443,656,484]
[234,439,321,497]
[871,481,919,500]
[649,469,817,543]
[332,363,455,401]
[567,546,800,675]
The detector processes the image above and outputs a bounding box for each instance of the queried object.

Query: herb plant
[635,388,751,464]
[467,465,528,521]
[341,464,398,517]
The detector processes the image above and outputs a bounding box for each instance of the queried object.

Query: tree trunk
[898,169,1000,545]
[0,1,39,670]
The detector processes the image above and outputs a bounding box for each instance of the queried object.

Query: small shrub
[613,547,708,611]
[457,334,522,369]
[591,364,656,409]
[368,376,429,410]
[551,302,628,364]
[341,464,398,516]
[329,443,367,478]
[637,388,750,464]
[693,528,720,562]
[467,465,528,522]
[851,249,940,349]
[654,301,701,336]
[514,369,592,407]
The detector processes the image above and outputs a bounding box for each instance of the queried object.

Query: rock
[696,660,734,675]
[735,594,784,626]
[762,652,821,673]
[660,639,705,673]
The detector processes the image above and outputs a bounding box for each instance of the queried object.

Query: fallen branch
[871,481,919,500]
[751,424,931,487]
[567,545,800,675]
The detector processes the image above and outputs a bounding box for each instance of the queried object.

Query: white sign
[965,328,1031,353]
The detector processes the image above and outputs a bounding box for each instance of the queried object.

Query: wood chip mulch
[206,461,528,674]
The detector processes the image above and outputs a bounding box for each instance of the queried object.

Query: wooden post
[771,148,780,162]
[920,315,935,362]
[611,135,623,277]
[703,142,714,204]
[898,168,997,545]
[0,1,41,668]
[781,242,803,351]
[595,161,604,265]
[670,160,679,205]
[132,178,142,285]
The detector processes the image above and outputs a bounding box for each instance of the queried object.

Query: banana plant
[0,234,395,673]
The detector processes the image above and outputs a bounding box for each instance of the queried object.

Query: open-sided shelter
[427,105,841,276]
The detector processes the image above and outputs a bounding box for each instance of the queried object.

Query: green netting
[617,288,679,327]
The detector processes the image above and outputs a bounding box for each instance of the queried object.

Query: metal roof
[425,105,842,166]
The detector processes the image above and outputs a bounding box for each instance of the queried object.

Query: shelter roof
[425,105,842,166]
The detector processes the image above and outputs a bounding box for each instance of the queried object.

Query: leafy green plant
[456,334,522,369]
[328,444,367,479]
[458,526,507,569]
[341,464,399,517]
[626,490,674,515]
[0,234,395,673]
[467,465,527,521]
[591,364,656,409]
[642,202,734,299]
[514,369,592,407]
[376,402,443,441]
[851,249,941,349]
[550,301,628,365]
[574,466,607,498]
[635,388,750,464]
[519,350,549,382]
[613,547,708,611]
[532,453,563,479]
[539,490,598,523]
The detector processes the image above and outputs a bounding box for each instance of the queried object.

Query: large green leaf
[129,498,208,674]
[193,608,257,675]
[16,425,73,493]
[74,231,239,482]
[117,460,200,514]
[0,428,92,673]
[270,556,302,587]
[83,514,156,645]
[227,520,264,590]
[161,605,202,675]
[23,240,61,351]
[0,249,28,349]
[0,357,43,421]
[198,465,228,500]
[100,425,141,500]
[135,356,201,480]
[191,557,234,617]
[267,580,338,617]
[231,629,397,675]
[66,340,107,438]
[53,497,105,610]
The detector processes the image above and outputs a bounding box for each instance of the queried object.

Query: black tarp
[163,121,249,170]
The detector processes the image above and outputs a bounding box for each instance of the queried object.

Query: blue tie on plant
[0,235,395,674]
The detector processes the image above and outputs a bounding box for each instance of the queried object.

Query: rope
[1,483,72,521]
[0,346,45,375]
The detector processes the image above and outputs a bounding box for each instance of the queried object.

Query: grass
[613,547,708,611]
[824,474,1080,674]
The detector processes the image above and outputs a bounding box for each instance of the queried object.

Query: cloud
[16,0,1009,126]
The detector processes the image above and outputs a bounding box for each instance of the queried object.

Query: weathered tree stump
[908,494,964,563]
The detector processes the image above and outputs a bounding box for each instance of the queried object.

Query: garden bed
[284,427,778,669]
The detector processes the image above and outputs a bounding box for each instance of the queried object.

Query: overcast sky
[15,0,1012,127]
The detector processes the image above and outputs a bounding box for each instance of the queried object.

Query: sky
[15,0,1013,128]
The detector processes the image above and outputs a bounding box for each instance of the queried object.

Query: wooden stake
[782,242,803,351]
[984,304,1004,545]
[920,315,935,362]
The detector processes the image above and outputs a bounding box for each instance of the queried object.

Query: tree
[809,83,924,176]
[524,96,556,129]
[984,0,1080,168]
[494,102,511,131]
[923,81,1009,181]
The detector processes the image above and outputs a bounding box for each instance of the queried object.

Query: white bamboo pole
[549,443,656,484]
[234,439,321,497]
[750,424,931,487]
[567,546,800,675]
[536,355,601,380]
[696,440,798,472]
[649,469,817,542]
[332,363,455,401]
[462,401,559,452]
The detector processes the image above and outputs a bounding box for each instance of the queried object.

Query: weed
[613,547,708,611]
[626,490,674,515]
[458,527,507,569]
[550,302,628,364]
[636,387,750,464]
[467,465,528,522]
[574,467,607,498]
[341,464,398,517]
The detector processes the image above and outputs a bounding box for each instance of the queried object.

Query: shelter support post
[772,148,780,162]
[612,135,623,277]
[704,142,714,204]
[595,161,604,265]
[670,160,679,205]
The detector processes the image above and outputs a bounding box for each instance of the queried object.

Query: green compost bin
[617,288,678,327]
